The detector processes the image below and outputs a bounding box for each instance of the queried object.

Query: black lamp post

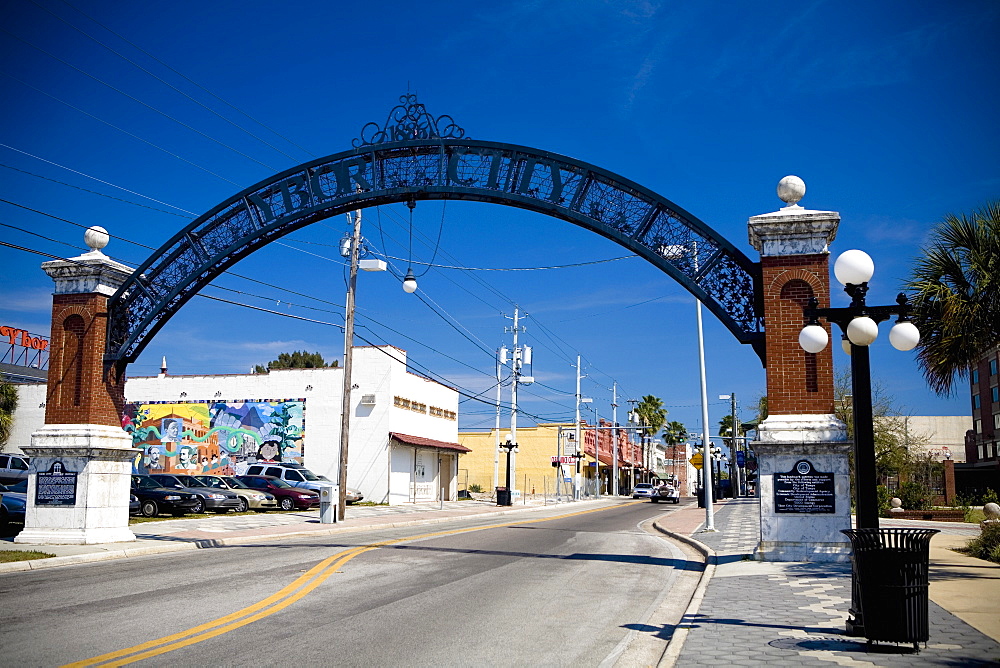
[799,249,921,529]
[499,434,518,506]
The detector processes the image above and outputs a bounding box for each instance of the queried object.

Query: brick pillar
[16,227,138,545]
[45,292,126,426]
[748,177,845,442]
[943,459,956,505]
[745,177,851,563]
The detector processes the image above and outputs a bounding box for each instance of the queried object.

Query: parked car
[651,482,680,504]
[1,481,27,525]
[129,493,141,515]
[632,483,656,499]
[0,454,30,485]
[130,474,201,517]
[193,475,278,513]
[150,474,242,514]
[239,463,363,503]
[236,475,320,511]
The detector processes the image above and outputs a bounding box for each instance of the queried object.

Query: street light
[799,249,920,529]
[499,432,518,506]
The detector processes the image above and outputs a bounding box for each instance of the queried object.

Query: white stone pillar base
[15,425,138,545]
[752,432,853,563]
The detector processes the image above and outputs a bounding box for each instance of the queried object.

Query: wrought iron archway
[108,94,765,364]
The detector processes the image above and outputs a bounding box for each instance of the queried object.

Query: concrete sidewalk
[654,497,1000,667]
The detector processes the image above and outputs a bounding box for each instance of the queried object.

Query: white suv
[239,463,364,503]
[0,454,30,485]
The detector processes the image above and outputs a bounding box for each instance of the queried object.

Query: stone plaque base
[753,437,852,563]
[15,424,138,545]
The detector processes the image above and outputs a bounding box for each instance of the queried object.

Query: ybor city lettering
[245,146,582,224]
[0,326,49,351]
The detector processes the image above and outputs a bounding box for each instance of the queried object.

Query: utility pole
[337,207,362,522]
[611,382,619,497]
[500,308,531,499]
[575,356,583,500]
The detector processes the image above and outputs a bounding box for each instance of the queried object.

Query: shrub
[964,523,1000,564]
[876,484,893,517]
[468,483,483,493]
[983,488,999,506]
[897,481,931,511]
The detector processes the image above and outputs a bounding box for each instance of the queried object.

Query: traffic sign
[689,452,703,470]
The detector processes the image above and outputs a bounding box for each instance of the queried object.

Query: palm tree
[632,395,667,483]
[633,395,667,436]
[906,201,1000,394]
[663,421,687,445]
[0,380,18,448]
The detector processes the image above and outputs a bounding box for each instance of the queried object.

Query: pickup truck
[651,482,680,503]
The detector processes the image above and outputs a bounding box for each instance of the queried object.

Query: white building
[7,345,467,505]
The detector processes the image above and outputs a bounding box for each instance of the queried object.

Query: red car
[236,475,320,511]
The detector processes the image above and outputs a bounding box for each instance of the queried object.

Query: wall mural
[122,400,305,475]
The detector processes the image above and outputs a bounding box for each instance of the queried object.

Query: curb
[0,500,600,574]
[650,520,717,668]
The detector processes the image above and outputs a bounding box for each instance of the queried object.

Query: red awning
[389,432,471,453]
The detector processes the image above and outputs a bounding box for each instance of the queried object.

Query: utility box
[319,484,338,523]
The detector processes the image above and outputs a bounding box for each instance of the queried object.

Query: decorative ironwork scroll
[108,98,764,365]
[353,93,466,148]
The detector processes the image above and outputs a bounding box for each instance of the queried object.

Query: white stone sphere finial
[777,175,806,207]
[84,226,110,252]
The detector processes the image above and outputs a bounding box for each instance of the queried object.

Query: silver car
[632,483,656,499]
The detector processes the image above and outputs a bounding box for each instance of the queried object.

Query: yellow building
[458,421,644,499]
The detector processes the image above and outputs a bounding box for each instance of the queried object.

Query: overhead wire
[0,27,280,172]
[55,0,316,159]
[29,0,305,164]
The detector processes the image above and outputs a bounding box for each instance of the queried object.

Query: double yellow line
[67,502,638,666]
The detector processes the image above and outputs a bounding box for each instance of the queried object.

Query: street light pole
[499,434,517,506]
[799,249,921,529]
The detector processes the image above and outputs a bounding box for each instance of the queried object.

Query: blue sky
[2,1,997,437]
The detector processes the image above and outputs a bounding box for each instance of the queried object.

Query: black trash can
[696,487,705,508]
[841,528,939,647]
[496,486,511,506]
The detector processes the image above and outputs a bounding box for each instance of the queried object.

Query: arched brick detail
[761,255,835,415]
[44,295,125,426]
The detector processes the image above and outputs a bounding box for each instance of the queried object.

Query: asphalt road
[1,500,698,667]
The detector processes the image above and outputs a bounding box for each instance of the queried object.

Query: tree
[906,201,1000,394]
[834,366,928,486]
[253,351,337,374]
[633,395,667,436]
[662,421,687,445]
[0,380,18,449]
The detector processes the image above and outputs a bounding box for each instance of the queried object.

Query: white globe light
[841,336,852,356]
[834,249,875,286]
[889,321,920,351]
[402,269,418,294]
[846,316,879,346]
[798,325,829,353]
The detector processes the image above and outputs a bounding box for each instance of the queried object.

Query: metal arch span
[107,139,765,364]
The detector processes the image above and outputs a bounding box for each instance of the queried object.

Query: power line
[0,27,280,171]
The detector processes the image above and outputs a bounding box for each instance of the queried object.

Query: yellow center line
[67,501,641,666]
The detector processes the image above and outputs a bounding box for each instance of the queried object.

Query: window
[993,387,999,403]
[975,419,982,434]
[974,395,981,410]
[994,414,1000,430]
[972,370,980,384]
[991,360,999,376]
